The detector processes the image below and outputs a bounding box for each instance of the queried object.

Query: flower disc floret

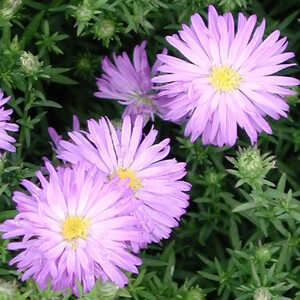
[116,168,142,191]
[62,216,90,241]
[208,66,242,92]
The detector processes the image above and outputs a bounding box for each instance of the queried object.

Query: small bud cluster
[227,146,276,188]
[0,0,21,22]
[20,51,43,78]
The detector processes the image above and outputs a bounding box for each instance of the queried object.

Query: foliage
[0,0,299,299]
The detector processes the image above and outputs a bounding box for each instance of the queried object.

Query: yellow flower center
[116,168,142,191]
[208,66,242,92]
[62,216,90,241]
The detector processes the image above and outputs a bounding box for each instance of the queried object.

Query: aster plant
[0,89,18,154]
[94,41,168,124]
[57,115,191,252]
[153,5,300,146]
[0,162,142,295]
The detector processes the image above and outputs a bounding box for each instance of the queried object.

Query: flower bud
[20,51,43,77]
[74,52,97,79]
[255,247,271,264]
[0,0,22,21]
[254,287,272,300]
[0,279,17,299]
[185,288,206,300]
[227,146,275,188]
[75,5,93,24]
[93,18,115,40]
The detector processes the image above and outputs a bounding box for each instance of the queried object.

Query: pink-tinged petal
[0,91,18,154]
[123,115,143,167]
[120,115,132,164]
[190,13,211,58]
[237,12,247,30]
[248,76,299,87]
[239,30,281,72]
[229,15,257,64]
[244,63,296,77]
[217,16,230,65]
[208,5,220,41]
[233,19,266,69]
[157,54,205,74]
[152,48,168,75]
[178,25,211,67]
[87,119,116,171]
[131,138,170,171]
[224,12,235,43]
[166,35,208,68]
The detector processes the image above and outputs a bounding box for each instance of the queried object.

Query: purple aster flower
[152,5,300,146]
[57,115,191,252]
[0,89,19,154]
[0,162,142,295]
[94,41,168,124]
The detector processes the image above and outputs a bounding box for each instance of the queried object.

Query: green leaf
[290,211,300,222]
[142,258,168,267]
[23,0,47,10]
[48,74,78,85]
[0,210,17,222]
[117,288,131,298]
[0,268,14,275]
[232,202,258,213]
[33,100,62,109]
[20,11,45,49]
[278,10,299,30]
[276,242,289,273]
[229,219,241,250]
[198,271,219,281]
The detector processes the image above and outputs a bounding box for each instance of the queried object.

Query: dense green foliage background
[0,0,299,299]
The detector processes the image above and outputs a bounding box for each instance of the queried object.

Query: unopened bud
[227,146,275,188]
[0,279,17,299]
[20,51,43,77]
[93,18,115,39]
[255,247,271,264]
[0,0,22,20]
[254,287,272,300]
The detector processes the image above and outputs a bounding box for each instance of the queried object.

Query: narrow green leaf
[142,258,168,267]
[229,219,241,250]
[20,11,45,48]
[233,202,258,213]
[48,74,78,85]
[290,211,300,222]
[0,210,17,222]
[198,271,219,281]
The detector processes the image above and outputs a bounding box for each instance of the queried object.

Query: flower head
[58,115,191,251]
[0,90,18,155]
[94,41,168,124]
[153,5,300,146]
[0,162,142,295]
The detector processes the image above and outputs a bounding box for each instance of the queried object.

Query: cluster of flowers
[96,6,299,147]
[0,5,298,296]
